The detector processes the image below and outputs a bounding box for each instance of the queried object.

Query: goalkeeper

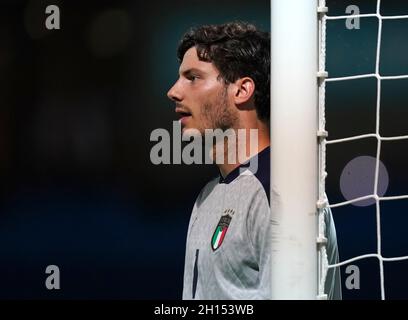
[167,21,341,300]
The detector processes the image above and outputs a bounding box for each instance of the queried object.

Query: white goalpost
[271,0,408,300]
[270,0,319,299]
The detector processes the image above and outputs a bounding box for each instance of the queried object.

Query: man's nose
[167,81,182,102]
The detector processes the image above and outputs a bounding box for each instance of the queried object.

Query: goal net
[271,0,408,299]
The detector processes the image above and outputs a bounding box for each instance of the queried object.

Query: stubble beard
[201,87,240,165]
[179,86,241,165]
[201,86,238,133]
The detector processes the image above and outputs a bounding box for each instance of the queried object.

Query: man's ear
[230,77,255,107]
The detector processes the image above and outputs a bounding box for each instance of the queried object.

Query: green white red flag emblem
[211,211,233,251]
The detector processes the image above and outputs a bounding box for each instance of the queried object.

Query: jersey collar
[218,146,270,184]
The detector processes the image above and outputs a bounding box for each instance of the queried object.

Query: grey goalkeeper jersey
[182,147,341,300]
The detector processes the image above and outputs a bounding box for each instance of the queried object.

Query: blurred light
[340,156,389,207]
[88,9,131,59]
[32,97,112,171]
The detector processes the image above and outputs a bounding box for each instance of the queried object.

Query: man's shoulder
[194,175,220,205]
[236,168,270,206]
[202,175,219,193]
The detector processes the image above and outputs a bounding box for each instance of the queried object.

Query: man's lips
[175,108,192,124]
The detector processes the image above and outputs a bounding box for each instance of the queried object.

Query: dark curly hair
[177,21,270,124]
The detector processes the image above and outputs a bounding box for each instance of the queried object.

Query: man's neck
[216,124,270,178]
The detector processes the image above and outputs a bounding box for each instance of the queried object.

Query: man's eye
[188,75,198,82]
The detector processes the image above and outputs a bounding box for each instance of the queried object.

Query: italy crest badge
[211,209,234,251]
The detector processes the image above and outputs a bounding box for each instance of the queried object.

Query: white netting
[318,0,408,299]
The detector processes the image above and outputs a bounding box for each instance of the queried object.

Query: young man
[167,22,341,300]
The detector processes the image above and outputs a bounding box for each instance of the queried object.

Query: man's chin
[181,127,203,140]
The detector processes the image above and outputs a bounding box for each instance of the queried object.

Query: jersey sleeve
[246,186,342,300]
[246,187,273,299]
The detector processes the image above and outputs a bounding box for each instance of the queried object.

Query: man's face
[167,47,238,135]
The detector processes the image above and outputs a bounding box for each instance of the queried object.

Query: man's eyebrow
[179,68,205,76]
